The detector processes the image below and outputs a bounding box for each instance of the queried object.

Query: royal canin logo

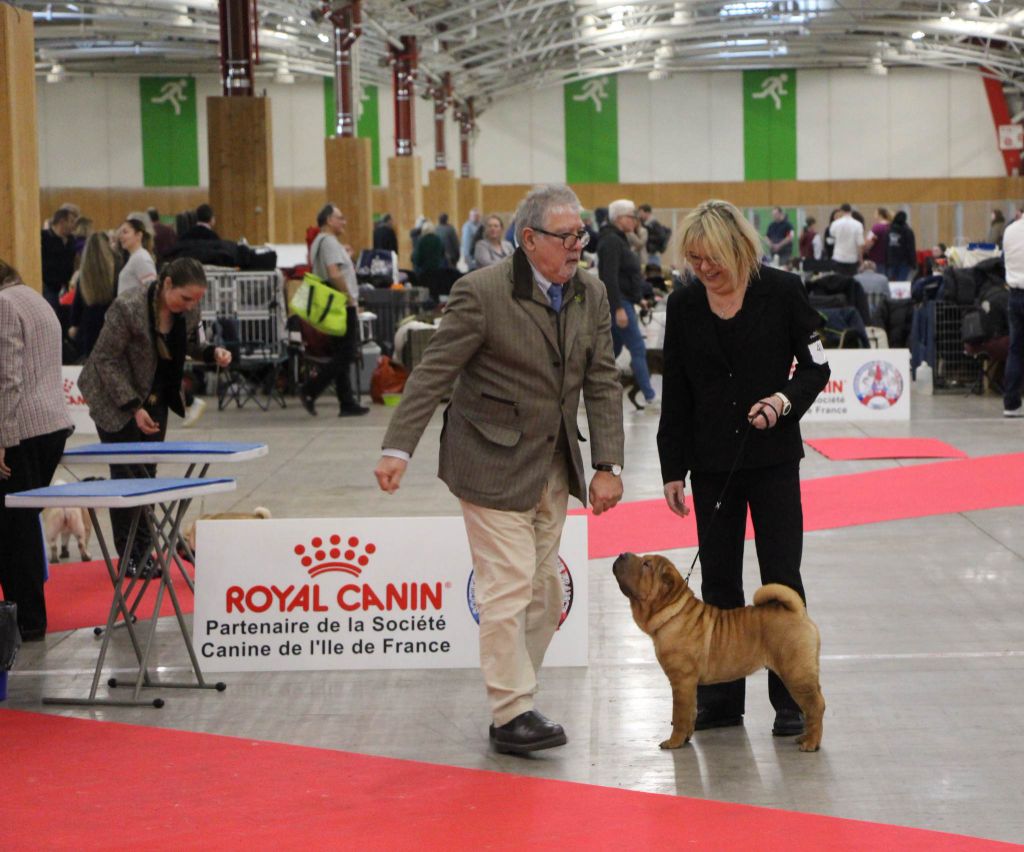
[294,535,376,577]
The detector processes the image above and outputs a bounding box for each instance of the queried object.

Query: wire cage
[932,301,984,394]
[360,287,431,352]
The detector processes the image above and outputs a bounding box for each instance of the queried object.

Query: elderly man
[460,208,482,270]
[40,206,78,312]
[375,184,625,754]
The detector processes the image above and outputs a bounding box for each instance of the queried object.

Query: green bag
[290,272,348,336]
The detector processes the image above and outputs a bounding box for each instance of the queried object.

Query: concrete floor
[7,380,1024,844]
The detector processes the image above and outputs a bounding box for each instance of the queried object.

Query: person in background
[0,259,75,640]
[72,217,93,265]
[181,204,220,241]
[597,199,658,408]
[375,183,624,756]
[657,199,830,739]
[828,203,864,276]
[148,208,178,263]
[1002,209,1024,418]
[799,216,817,261]
[412,220,446,276]
[863,208,891,278]
[40,206,78,312]
[766,207,794,266]
[987,209,1007,248]
[435,213,461,268]
[409,215,428,255]
[461,208,482,270]
[581,211,599,249]
[886,211,917,282]
[78,258,231,577]
[69,232,119,359]
[116,214,158,296]
[372,213,399,255]
[474,214,514,269]
[300,204,369,419]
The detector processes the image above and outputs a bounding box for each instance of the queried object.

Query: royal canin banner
[193,516,589,671]
[803,349,911,422]
[61,366,97,436]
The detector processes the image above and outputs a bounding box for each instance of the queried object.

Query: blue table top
[14,477,235,499]
[64,442,266,457]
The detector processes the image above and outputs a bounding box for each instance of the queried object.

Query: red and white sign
[998,124,1023,151]
[193,516,589,671]
[61,366,97,436]
[803,349,911,422]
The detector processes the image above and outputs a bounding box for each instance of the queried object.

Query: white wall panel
[650,73,714,182]
[475,89,537,184]
[528,86,566,183]
[949,72,1005,178]
[265,80,325,187]
[618,73,652,183]
[827,71,888,180]
[796,71,830,181]
[709,72,743,182]
[888,69,948,178]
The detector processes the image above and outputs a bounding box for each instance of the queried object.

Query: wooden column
[388,155,423,264]
[423,169,457,223]
[0,4,42,290]
[456,177,484,231]
[326,136,373,252]
[207,96,275,244]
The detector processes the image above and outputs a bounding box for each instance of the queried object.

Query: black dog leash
[681,401,772,585]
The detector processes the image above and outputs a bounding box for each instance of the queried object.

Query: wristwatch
[594,463,622,476]
[774,392,793,416]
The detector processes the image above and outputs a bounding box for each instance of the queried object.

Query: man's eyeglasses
[530,227,590,250]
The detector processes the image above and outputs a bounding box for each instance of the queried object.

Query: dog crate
[932,301,984,394]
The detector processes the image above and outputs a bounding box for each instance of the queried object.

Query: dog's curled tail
[753,583,805,614]
[254,507,272,519]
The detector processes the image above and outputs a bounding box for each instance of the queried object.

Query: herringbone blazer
[382,248,624,511]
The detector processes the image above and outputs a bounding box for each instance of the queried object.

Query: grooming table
[7,477,235,707]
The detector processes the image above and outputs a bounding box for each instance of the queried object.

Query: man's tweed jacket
[382,247,624,512]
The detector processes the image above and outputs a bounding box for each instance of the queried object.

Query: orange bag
[370,355,408,403]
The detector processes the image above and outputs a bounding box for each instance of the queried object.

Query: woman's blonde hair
[678,199,762,287]
[78,232,117,307]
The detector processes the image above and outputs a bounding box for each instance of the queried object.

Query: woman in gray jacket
[79,257,231,576]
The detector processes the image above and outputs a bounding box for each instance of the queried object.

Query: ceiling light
[46,62,66,83]
[274,62,295,84]
[867,56,887,76]
[911,29,925,39]
[648,69,669,81]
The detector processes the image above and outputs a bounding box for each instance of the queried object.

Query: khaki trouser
[460,454,570,726]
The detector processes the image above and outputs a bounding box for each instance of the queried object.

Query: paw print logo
[294,535,376,577]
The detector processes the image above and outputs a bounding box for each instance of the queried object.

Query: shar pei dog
[612,552,824,752]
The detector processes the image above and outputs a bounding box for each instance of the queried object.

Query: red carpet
[45,559,194,634]
[579,453,1024,559]
[806,437,967,460]
[0,709,1012,851]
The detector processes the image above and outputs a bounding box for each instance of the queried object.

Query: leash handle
[682,402,769,585]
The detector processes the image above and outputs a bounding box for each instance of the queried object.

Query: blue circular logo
[467,557,574,626]
[853,360,904,409]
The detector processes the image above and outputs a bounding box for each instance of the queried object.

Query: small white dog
[42,479,93,563]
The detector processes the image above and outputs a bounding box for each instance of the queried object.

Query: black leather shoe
[300,394,318,416]
[694,709,744,731]
[19,627,45,642]
[338,404,370,417]
[772,709,805,737]
[488,710,567,754]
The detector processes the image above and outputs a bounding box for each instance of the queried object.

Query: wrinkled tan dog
[182,507,271,555]
[612,552,824,752]
[42,479,93,563]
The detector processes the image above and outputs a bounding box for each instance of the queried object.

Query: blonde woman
[116,214,157,296]
[69,231,119,358]
[656,199,830,739]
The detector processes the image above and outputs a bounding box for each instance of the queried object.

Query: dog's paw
[659,735,690,750]
[80,551,92,562]
[796,736,820,753]
[59,547,70,559]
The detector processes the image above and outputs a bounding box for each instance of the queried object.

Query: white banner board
[194,516,589,672]
[803,348,911,422]
[61,366,97,436]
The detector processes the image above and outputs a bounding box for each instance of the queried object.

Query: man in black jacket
[597,199,657,407]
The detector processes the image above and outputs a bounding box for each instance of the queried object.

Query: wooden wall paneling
[371,187,390,218]
[325,136,373,253]
[423,168,458,224]
[387,155,423,264]
[456,177,483,232]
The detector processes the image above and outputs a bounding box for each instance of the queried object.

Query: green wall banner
[564,75,618,184]
[743,69,797,181]
[140,77,199,187]
[323,79,381,186]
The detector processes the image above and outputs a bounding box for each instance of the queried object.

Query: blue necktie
[549,284,563,312]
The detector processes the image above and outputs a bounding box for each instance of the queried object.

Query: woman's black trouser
[302,307,359,408]
[96,402,168,564]
[690,460,806,717]
[0,428,71,636]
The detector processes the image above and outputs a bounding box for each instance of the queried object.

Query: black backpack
[646,221,671,255]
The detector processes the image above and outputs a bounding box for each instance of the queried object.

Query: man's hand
[663,480,689,517]
[375,456,408,494]
[0,447,10,479]
[748,396,782,430]
[615,307,629,329]
[135,408,161,435]
[589,470,623,515]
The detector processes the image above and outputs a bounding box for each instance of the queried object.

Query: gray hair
[608,198,636,222]
[514,184,582,246]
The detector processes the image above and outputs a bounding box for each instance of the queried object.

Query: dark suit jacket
[657,265,830,484]
[383,248,624,511]
[181,224,220,242]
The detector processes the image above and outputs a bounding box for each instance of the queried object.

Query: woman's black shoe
[772,709,805,737]
[300,394,318,416]
[694,709,744,730]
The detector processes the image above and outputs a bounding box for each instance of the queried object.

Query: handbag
[289,236,348,336]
